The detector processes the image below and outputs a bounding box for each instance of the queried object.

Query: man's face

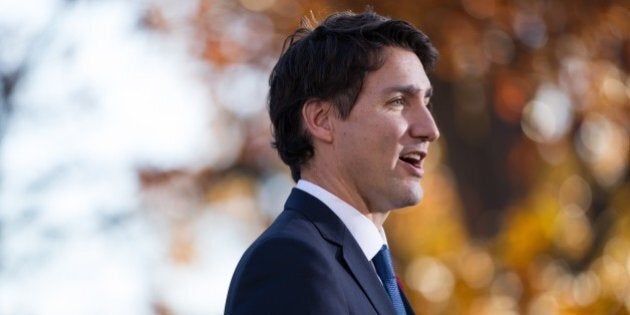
[332,46,439,213]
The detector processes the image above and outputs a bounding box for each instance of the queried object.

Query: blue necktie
[373,245,406,315]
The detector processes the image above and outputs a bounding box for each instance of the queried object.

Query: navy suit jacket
[225,188,414,314]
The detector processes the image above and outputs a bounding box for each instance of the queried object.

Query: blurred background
[0,0,628,314]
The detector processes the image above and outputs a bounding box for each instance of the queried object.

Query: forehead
[363,46,431,93]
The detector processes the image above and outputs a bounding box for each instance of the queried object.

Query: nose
[409,105,440,142]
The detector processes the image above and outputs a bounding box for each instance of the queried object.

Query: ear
[302,99,335,143]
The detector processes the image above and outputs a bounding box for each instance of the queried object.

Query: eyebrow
[383,85,433,98]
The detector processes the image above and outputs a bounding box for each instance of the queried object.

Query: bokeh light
[1,0,628,314]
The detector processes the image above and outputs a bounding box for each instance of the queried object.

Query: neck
[301,169,389,229]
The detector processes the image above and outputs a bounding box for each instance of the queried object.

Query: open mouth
[399,152,423,168]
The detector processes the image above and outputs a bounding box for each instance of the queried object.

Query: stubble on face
[328,46,438,216]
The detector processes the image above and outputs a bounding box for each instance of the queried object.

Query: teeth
[400,152,421,162]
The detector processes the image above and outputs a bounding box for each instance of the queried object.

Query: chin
[395,185,424,208]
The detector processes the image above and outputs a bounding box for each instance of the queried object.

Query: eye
[427,101,434,111]
[388,97,405,106]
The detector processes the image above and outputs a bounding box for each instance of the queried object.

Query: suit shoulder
[239,228,333,275]
[225,212,347,314]
[264,207,319,237]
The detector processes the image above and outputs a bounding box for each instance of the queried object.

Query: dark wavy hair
[268,10,438,181]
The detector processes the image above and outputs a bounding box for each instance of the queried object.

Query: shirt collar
[296,179,386,261]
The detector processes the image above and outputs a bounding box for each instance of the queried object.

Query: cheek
[374,120,406,147]
[342,114,406,159]
[363,126,403,167]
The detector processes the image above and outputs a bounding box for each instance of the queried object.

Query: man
[225,9,439,315]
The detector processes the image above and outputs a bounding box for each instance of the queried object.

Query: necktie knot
[372,245,406,315]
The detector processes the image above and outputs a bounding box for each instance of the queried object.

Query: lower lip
[400,160,424,177]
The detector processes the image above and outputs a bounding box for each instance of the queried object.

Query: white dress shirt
[296,179,387,261]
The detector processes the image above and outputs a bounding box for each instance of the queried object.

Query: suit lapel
[285,189,397,315]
